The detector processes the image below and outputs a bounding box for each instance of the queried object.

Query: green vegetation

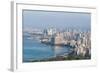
[24,54,91,62]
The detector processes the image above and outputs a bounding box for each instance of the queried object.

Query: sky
[23,10,91,31]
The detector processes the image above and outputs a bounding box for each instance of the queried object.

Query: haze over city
[23,10,91,31]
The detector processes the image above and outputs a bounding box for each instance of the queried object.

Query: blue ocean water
[23,33,73,62]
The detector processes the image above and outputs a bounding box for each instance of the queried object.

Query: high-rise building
[47,27,56,36]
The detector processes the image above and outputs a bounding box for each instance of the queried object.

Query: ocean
[23,33,73,62]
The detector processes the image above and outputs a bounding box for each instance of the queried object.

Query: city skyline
[23,10,91,31]
[23,10,91,62]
